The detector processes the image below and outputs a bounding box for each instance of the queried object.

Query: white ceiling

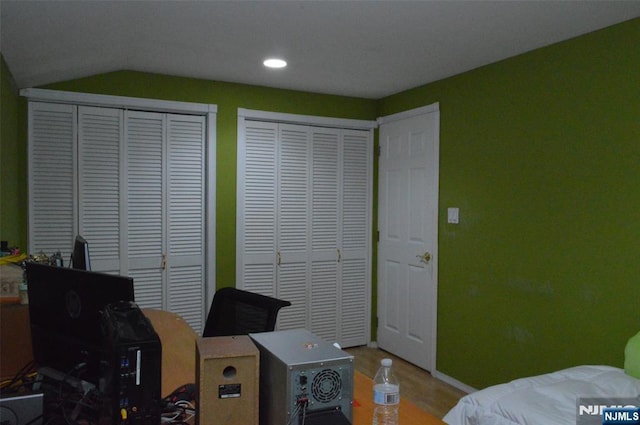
[2,1,639,99]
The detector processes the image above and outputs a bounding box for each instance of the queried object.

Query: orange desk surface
[352,370,444,425]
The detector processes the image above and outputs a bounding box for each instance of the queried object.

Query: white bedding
[443,365,640,425]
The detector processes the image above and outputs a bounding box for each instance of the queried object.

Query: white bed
[443,365,640,425]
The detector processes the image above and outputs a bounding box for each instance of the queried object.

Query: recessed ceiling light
[263,58,287,69]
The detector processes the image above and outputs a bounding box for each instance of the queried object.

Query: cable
[286,397,310,425]
[23,414,44,425]
[286,403,303,425]
[1,360,37,393]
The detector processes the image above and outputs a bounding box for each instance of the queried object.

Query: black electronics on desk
[26,262,162,424]
[26,262,135,383]
[71,234,91,271]
[101,300,162,424]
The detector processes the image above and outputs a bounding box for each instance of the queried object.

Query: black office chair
[202,287,291,337]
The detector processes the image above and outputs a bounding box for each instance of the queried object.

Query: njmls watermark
[577,397,640,425]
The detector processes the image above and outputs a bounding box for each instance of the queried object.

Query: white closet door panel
[339,129,371,347]
[341,130,370,252]
[78,106,123,273]
[277,262,308,331]
[240,122,277,256]
[167,114,206,333]
[126,111,165,308]
[28,102,77,258]
[242,263,277,296]
[340,258,368,346]
[310,260,338,342]
[278,124,309,254]
[311,129,339,252]
[168,115,205,256]
[238,121,279,297]
[169,265,204,333]
[129,269,163,309]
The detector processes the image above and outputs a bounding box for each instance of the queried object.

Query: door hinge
[375,145,381,157]
[376,230,380,242]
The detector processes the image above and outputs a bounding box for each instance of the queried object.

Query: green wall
[379,18,640,387]
[2,18,638,390]
[0,55,27,251]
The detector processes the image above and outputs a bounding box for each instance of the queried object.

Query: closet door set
[25,89,214,334]
[24,90,373,346]
[237,110,374,347]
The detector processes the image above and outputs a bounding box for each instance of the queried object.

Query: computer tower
[249,329,353,425]
[101,301,162,425]
[195,335,260,425]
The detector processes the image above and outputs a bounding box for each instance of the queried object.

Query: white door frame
[376,103,439,372]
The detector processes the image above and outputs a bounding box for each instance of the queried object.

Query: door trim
[377,103,439,125]
[376,103,440,372]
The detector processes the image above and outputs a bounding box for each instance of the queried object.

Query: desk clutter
[2,327,354,425]
[1,263,355,425]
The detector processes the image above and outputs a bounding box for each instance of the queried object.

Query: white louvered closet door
[238,118,372,347]
[166,114,206,332]
[276,124,311,331]
[237,121,279,296]
[125,111,206,332]
[125,111,166,309]
[27,100,209,335]
[339,130,371,347]
[78,106,123,273]
[309,128,341,342]
[28,102,77,260]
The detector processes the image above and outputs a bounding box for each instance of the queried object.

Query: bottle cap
[381,358,392,367]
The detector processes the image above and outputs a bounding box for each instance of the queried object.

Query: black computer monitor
[71,235,91,271]
[26,263,134,384]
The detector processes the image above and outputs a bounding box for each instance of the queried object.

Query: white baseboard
[432,370,477,394]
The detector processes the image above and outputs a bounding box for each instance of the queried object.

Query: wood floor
[345,346,467,419]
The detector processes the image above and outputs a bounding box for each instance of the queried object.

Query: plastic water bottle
[372,358,399,425]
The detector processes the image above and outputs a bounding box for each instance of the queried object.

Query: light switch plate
[447,207,459,224]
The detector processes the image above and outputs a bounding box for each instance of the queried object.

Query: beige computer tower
[196,335,259,425]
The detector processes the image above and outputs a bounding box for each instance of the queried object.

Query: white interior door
[377,104,439,371]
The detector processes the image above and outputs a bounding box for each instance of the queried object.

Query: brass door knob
[416,252,431,263]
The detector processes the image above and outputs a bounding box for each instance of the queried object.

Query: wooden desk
[143,308,198,397]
